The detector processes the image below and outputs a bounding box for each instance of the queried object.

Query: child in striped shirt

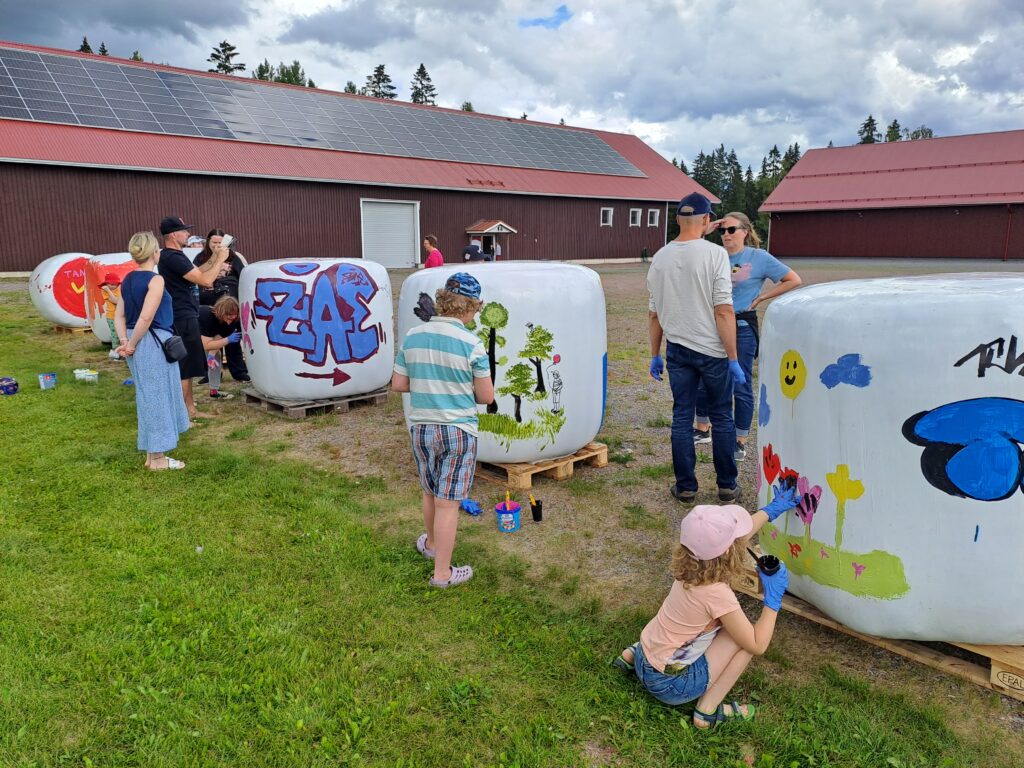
[392,272,495,588]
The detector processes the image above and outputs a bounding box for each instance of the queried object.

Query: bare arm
[201,334,233,352]
[718,605,778,656]
[391,372,410,392]
[184,246,230,288]
[114,298,128,348]
[474,375,494,405]
[648,311,664,357]
[714,303,738,359]
[117,275,165,356]
[750,270,802,310]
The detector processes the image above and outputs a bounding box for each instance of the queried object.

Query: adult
[199,295,249,390]
[113,231,190,470]
[648,192,745,504]
[194,229,245,304]
[462,241,486,262]
[422,234,444,268]
[694,213,802,461]
[157,216,230,420]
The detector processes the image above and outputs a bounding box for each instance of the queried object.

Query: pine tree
[558,118,565,126]
[743,166,759,222]
[77,37,93,54]
[363,64,397,99]
[885,119,902,142]
[207,40,245,75]
[827,140,834,148]
[252,59,274,81]
[130,50,143,62]
[782,142,801,173]
[904,125,934,140]
[765,145,783,179]
[307,79,316,89]
[343,81,358,94]
[409,63,437,105]
[460,101,474,112]
[520,113,528,120]
[722,150,745,214]
[677,158,688,175]
[857,114,881,144]
[275,61,308,86]
[98,42,109,56]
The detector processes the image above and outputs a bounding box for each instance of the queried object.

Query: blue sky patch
[519,4,572,29]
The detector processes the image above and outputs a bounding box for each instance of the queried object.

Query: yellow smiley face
[779,349,806,400]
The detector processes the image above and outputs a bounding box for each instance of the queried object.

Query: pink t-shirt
[640,580,741,673]
[424,249,444,268]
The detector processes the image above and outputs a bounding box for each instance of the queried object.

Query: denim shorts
[410,424,477,500]
[631,642,710,706]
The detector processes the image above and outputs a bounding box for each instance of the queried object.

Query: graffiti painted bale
[28,253,93,328]
[85,253,137,343]
[397,263,607,464]
[238,259,394,401]
[756,274,1024,643]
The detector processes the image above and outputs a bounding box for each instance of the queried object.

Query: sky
[1,0,1022,170]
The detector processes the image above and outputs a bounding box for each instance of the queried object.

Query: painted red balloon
[552,354,561,364]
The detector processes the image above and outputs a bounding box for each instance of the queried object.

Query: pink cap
[680,504,753,560]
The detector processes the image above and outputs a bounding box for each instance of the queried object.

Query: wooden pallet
[733,562,1024,702]
[476,441,608,491]
[53,325,90,334]
[243,386,388,419]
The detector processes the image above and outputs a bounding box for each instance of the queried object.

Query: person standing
[648,193,745,504]
[157,216,229,421]
[422,235,444,268]
[693,213,802,461]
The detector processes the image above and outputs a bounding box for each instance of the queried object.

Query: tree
[857,114,881,144]
[409,63,437,105]
[344,81,358,94]
[363,64,397,99]
[460,101,474,112]
[904,124,934,141]
[677,158,688,175]
[520,323,554,394]
[782,142,801,173]
[207,40,245,75]
[130,50,144,62]
[98,42,109,56]
[77,37,93,54]
[476,302,509,414]
[498,363,536,423]
[520,113,528,120]
[307,79,316,89]
[558,118,565,126]
[275,61,308,86]
[885,119,902,142]
[827,140,834,148]
[252,59,273,81]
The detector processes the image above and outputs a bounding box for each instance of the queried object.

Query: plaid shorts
[410,424,478,500]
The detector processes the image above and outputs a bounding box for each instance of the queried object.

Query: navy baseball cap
[444,272,482,300]
[676,192,714,217]
[159,216,194,235]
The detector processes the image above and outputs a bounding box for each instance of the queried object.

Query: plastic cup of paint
[531,500,543,522]
[38,372,57,390]
[496,501,521,533]
[758,554,781,576]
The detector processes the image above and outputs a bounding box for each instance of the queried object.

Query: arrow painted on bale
[294,368,352,386]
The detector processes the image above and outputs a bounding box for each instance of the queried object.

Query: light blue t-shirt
[729,247,791,317]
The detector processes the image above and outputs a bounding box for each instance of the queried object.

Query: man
[157,216,230,420]
[647,192,746,504]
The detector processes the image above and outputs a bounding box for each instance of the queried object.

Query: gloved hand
[227,331,242,344]
[649,355,664,381]
[759,561,789,612]
[761,483,800,522]
[728,359,746,386]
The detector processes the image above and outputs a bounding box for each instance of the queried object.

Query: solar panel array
[0,45,645,178]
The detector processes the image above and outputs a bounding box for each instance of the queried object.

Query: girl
[616,488,796,727]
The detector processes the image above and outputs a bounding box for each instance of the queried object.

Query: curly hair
[434,289,482,318]
[671,539,747,587]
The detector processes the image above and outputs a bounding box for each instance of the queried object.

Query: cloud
[280,1,415,50]
[519,4,573,29]
[819,354,872,390]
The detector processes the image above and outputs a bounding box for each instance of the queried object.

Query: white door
[360,199,419,268]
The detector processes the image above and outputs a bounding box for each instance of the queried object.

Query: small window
[647,208,660,227]
[600,207,614,226]
[629,208,641,227]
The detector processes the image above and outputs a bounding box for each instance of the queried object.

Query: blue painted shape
[599,352,608,431]
[281,262,319,276]
[758,382,771,427]
[902,397,1024,501]
[974,524,980,542]
[819,353,872,389]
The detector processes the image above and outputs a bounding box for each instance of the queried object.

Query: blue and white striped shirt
[394,317,490,436]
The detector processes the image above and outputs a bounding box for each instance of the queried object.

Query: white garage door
[361,199,419,268]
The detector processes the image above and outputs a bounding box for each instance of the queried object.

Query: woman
[194,229,245,304]
[114,231,191,470]
[694,212,802,461]
[422,234,444,268]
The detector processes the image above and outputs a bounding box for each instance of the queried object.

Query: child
[615,487,798,727]
[100,272,123,360]
[391,272,494,588]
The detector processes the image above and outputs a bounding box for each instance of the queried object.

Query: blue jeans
[696,324,757,435]
[667,341,737,492]
[631,642,710,705]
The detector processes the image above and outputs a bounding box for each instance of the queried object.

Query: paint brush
[505,489,511,511]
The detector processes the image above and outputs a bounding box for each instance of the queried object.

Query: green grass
[645,415,671,429]
[0,291,1019,767]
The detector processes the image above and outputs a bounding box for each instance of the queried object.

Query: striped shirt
[394,316,490,436]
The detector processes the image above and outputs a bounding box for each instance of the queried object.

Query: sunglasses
[719,226,744,235]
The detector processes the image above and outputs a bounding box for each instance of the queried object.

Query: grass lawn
[1,273,1022,767]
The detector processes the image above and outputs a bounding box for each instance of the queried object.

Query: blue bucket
[495,501,521,533]
[38,372,57,390]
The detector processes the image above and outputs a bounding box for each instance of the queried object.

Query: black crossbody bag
[149,327,188,363]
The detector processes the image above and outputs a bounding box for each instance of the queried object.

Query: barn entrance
[465,220,518,260]
[361,199,420,268]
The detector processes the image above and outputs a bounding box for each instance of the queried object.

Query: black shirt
[198,305,239,338]
[158,248,199,321]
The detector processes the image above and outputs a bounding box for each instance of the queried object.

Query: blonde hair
[434,289,482,318]
[671,539,746,588]
[723,212,762,248]
[213,295,240,321]
[128,231,159,264]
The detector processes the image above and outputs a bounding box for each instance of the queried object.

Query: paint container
[530,499,543,523]
[38,372,57,390]
[495,501,521,533]
[73,368,89,380]
[82,370,99,384]
[748,547,780,576]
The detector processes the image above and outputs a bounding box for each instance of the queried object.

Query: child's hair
[434,288,482,317]
[128,231,158,264]
[671,539,746,587]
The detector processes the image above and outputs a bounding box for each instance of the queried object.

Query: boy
[391,273,494,588]
[100,272,123,360]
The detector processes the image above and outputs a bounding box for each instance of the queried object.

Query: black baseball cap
[676,192,714,217]
[159,216,194,235]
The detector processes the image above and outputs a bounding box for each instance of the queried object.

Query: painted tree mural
[520,322,554,394]
[476,302,509,414]
[498,362,536,423]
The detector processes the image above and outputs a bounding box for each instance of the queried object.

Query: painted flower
[795,476,822,528]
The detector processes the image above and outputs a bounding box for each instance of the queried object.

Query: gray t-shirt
[647,238,732,358]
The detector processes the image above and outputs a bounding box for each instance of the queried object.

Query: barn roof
[0,40,713,203]
[761,129,1024,212]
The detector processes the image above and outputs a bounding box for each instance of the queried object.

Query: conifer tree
[885,119,902,142]
[252,59,273,81]
[344,81,359,94]
[130,50,143,62]
[857,114,881,143]
[78,37,93,54]
[409,63,437,105]
[98,42,109,56]
[363,64,397,99]
[207,40,245,75]
[460,101,474,112]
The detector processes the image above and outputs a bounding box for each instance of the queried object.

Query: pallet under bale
[243,386,388,419]
[476,442,609,491]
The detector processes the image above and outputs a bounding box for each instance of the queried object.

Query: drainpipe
[1003,203,1014,262]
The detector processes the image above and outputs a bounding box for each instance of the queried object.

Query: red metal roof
[761,129,1024,212]
[0,40,712,203]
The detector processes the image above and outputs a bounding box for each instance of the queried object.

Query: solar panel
[0,45,645,178]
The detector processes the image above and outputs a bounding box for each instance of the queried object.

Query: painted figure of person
[550,370,563,413]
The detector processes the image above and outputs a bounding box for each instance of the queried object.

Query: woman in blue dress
[114,231,191,470]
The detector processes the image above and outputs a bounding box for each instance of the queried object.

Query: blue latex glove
[761,484,800,522]
[759,561,789,612]
[649,355,664,381]
[728,359,746,386]
[227,331,242,344]
[459,499,482,516]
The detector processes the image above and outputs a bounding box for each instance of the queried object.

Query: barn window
[600,207,614,227]
[629,208,641,226]
[647,209,659,227]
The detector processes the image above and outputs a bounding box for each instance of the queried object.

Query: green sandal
[611,654,633,672]
[693,700,756,728]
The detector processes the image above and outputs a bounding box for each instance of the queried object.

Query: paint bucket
[38,372,57,390]
[74,368,99,382]
[495,501,521,533]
